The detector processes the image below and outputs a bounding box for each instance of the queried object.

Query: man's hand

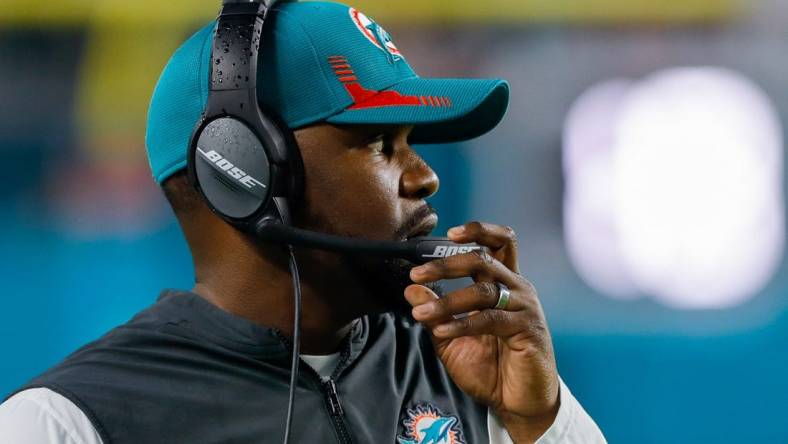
[405,221,560,443]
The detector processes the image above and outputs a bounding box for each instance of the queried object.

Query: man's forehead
[295,122,414,143]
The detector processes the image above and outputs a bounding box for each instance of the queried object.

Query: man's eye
[367,134,387,153]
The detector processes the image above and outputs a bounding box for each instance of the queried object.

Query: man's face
[291,123,443,312]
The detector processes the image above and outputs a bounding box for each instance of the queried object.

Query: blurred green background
[1,0,786,442]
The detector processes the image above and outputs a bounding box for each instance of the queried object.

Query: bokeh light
[564,67,785,309]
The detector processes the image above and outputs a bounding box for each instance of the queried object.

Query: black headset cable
[282,244,301,444]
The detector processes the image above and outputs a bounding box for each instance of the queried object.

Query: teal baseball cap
[146,1,510,184]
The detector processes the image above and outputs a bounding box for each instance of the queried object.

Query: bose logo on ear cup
[197,147,266,190]
[423,245,482,258]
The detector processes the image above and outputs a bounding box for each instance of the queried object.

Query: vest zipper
[321,377,353,444]
[273,328,356,444]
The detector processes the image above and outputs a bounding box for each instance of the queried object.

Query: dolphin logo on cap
[349,7,404,63]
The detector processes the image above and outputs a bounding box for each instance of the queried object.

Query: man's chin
[349,255,444,316]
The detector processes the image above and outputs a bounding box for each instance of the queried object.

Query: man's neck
[191,250,368,355]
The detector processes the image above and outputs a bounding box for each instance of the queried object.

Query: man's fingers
[404,284,437,306]
[403,284,452,328]
[447,221,519,273]
[431,309,523,339]
[410,249,521,288]
[411,282,524,324]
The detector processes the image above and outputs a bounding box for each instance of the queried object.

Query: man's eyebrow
[332,124,412,148]
[339,125,393,145]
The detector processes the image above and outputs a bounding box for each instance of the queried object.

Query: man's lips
[406,213,439,240]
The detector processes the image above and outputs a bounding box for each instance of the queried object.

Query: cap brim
[324,77,509,144]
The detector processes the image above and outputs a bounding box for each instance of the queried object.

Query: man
[0,2,605,443]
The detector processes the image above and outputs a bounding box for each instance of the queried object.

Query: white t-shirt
[0,353,605,443]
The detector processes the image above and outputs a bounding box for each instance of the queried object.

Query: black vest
[9,290,489,444]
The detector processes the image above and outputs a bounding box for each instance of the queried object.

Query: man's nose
[400,155,440,200]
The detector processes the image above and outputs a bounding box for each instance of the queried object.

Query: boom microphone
[256,223,486,264]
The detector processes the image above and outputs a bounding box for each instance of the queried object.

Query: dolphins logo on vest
[397,403,466,444]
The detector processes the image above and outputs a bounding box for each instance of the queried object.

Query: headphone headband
[210,3,264,100]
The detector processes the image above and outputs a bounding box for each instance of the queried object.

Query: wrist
[495,393,560,444]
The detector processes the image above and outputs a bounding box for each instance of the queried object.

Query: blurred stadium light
[563,79,640,299]
[564,67,785,309]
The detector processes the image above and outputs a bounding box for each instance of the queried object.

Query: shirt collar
[154,289,370,367]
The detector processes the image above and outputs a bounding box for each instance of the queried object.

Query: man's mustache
[395,203,438,240]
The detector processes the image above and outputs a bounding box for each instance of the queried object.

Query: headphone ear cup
[192,117,272,220]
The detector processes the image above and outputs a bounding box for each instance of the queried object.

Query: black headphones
[187,0,302,241]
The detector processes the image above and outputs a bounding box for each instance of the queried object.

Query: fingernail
[434,324,450,335]
[414,304,434,317]
[447,226,465,237]
[410,266,425,279]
